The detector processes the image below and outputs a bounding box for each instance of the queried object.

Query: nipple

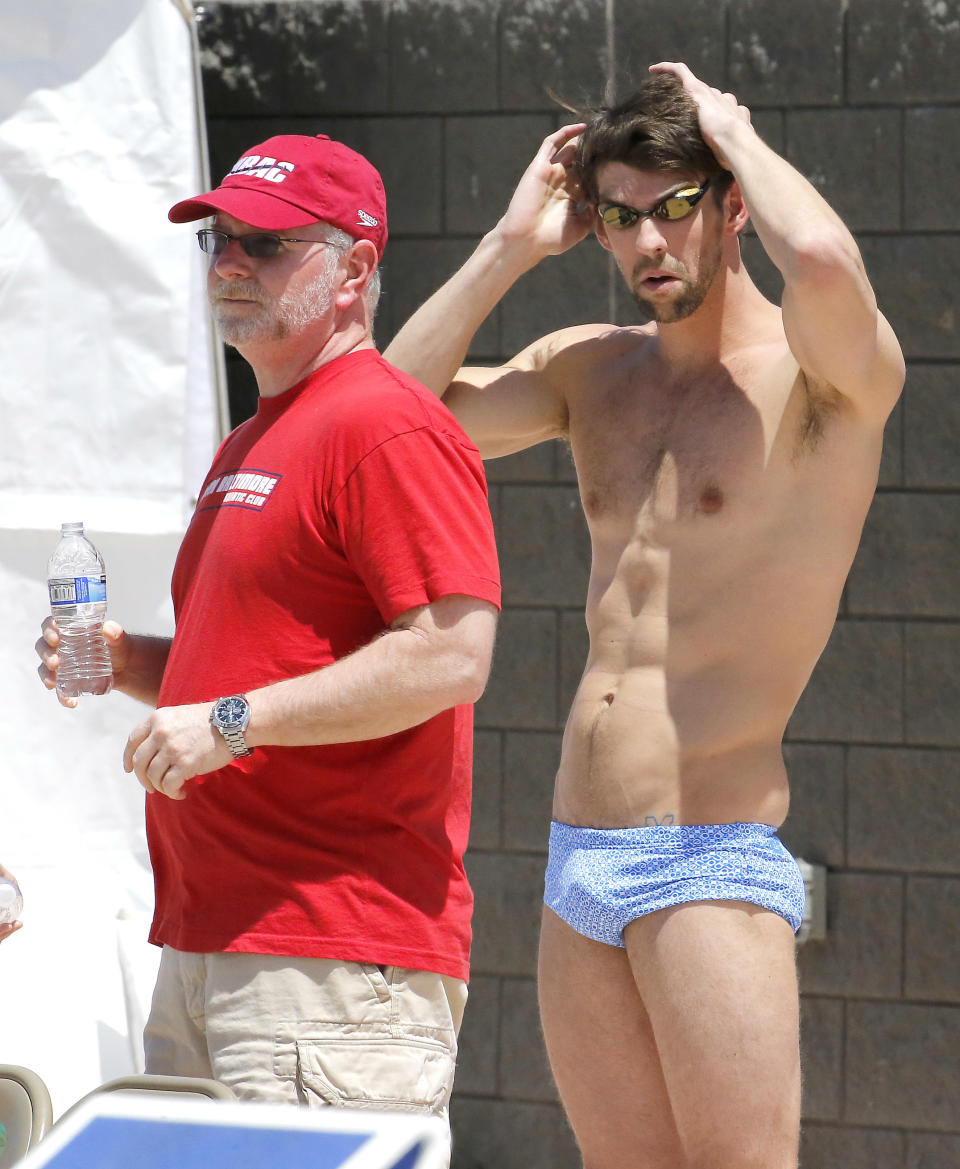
[698,485,724,514]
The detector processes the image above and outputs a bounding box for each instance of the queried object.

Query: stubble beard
[629,235,724,325]
[209,257,339,348]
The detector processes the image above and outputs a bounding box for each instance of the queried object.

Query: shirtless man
[384,62,904,1169]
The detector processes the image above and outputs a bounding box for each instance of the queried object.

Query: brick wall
[195,2,960,1165]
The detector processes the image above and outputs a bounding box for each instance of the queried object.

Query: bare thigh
[624,900,801,1169]
[538,906,684,1169]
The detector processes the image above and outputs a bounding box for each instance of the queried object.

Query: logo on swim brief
[197,468,282,513]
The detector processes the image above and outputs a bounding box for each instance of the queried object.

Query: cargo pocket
[296,1030,455,1115]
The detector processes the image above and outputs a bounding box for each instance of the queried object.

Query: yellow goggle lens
[661,188,703,219]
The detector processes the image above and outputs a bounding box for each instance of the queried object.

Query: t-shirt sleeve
[330,425,502,624]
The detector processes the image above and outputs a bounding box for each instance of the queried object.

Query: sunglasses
[196,228,337,259]
[597,181,711,230]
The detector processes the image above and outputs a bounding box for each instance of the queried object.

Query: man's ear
[594,220,613,253]
[336,239,378,308]
[724,179,750,237]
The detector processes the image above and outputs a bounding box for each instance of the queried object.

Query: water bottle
[0,877,22,925]
[47,522,113,698]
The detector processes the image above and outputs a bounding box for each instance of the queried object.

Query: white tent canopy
[0,0,218,1115]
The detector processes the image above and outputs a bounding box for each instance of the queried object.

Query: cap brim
[167,186,318,229]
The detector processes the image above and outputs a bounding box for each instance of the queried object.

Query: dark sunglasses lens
[241,233,282,259]
[197,230,223,254]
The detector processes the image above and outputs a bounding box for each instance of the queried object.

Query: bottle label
[49,574,107,607]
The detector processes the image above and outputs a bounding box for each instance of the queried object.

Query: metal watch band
[220,724,252,758]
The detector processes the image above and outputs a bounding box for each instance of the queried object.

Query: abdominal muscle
[552,594,796,831]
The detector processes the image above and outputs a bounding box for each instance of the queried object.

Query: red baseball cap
[169,134,388,257]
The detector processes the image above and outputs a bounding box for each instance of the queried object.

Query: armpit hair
[794,369,843,459]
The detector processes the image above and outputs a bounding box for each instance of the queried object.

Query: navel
[698,484,724,514]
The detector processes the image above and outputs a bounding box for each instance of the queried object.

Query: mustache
[631,257,687,282]
[209,279,267,305]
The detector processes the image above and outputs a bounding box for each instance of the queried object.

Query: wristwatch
[209,693,252,758]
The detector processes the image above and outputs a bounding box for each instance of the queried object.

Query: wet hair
[574,73,733,207]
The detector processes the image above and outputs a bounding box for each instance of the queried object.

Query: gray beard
[210,263,338,348]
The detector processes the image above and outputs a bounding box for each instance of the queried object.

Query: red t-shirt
[147,349,501,981]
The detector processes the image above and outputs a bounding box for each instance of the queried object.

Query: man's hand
[649,61,753,170]
[36,618,131,709]
[123,702,233,801]
[496,123,594,258]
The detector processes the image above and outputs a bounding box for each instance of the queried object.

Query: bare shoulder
[445,322,657,459]
[519,321,655,385]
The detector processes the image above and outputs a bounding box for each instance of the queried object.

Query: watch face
[217,696,248,727]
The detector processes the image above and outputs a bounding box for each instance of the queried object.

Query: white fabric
[0,0,216,533]
[0,0,216,1117]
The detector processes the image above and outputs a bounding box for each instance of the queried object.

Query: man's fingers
[144,749,172,789]
[36,623,59,681]
[543,122,586,163]
[648,60,689,79]
[36,658,55,690]
[36,618,79,706]
[123,722,150,773]
[160,772,187,802]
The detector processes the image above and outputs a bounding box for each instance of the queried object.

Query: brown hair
[574,74,733,206]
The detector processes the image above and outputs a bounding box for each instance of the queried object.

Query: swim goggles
[597,181,711,230]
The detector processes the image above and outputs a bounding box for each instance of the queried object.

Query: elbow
[455,652,493,706]
[465,662,491,705]
[448,641,495,707]
[785,226,865,290]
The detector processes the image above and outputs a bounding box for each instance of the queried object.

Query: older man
[38,134,500,1147]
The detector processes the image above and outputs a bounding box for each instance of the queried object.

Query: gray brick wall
[195,2,960,1163]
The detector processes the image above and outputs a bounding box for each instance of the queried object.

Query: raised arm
[385,123,594,455]
[651,62,905,418]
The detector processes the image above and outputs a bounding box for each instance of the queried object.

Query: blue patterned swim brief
[544,820,805,946]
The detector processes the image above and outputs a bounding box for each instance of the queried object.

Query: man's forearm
[114,633,173,706]
[384,229,537,394]
[123,597,497,800]
[714,121,862,284]
[244,602,497,748]
[386,122,590,392]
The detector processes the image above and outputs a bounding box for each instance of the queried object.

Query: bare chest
[568,357,808,536]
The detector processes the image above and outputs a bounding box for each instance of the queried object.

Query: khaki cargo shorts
[144,947,467,1158]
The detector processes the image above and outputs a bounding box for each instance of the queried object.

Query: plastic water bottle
[0,877,22,925]
[47,522,113,698]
